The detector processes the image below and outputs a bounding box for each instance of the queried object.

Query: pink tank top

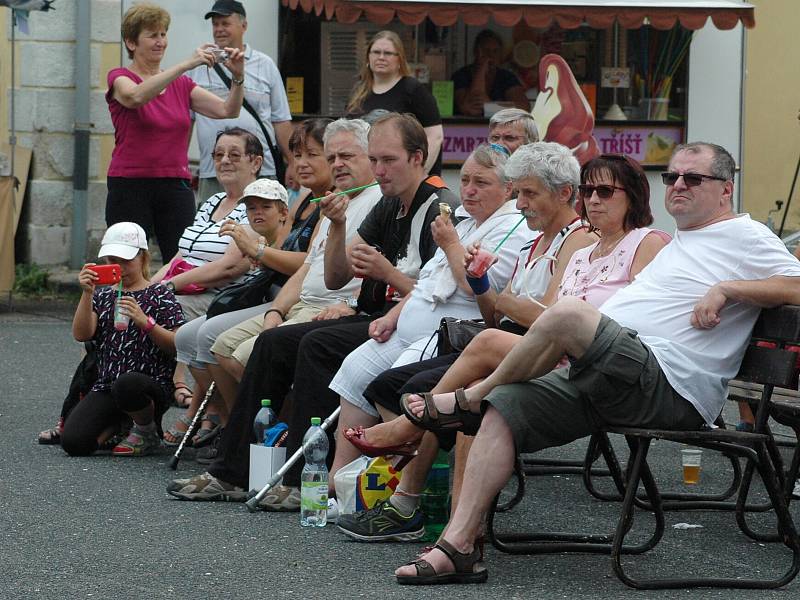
[558,227,653,309]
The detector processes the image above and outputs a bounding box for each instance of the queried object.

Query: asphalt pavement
[2,300,799,599]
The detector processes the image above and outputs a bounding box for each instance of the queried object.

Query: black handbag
[436,317,486,355]
[205,270,282,319]
[213,64,286,183]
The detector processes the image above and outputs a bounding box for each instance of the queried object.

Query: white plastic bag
[333,455,371,516]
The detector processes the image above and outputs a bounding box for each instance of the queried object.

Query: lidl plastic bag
[334,456,403,515]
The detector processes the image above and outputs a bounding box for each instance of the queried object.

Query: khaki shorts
[486,315,704,455]
[210,300,325,367]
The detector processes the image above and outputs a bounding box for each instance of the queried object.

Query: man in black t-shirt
[168,113,457,506]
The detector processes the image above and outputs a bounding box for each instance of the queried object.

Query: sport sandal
[400,388,481,434]
[396,539,487,585]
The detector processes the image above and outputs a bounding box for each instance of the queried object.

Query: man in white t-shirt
[391,141,800,585]
[188,0,292,200]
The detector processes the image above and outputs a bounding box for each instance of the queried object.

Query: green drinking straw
[492,215,527,253]
[310,182,379,203]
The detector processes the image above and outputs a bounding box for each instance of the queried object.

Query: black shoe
[337,498,425,542]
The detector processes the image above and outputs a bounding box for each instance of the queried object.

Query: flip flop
[397,539,487,585]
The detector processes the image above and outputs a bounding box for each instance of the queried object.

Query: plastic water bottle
[420,449,450,541]
[300,417,329,527]
[253,399,276,445]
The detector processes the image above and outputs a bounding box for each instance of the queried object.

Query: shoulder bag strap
[212,64,283,168]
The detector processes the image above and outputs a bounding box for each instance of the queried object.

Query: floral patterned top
[90,283,185,392]
[558,228,653,308]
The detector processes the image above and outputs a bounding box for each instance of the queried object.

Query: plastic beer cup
[466,248,496,278]
[681,448,702,484]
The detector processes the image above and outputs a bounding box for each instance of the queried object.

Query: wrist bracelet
[231,76,244,86]
[466,273,491,295]
[254,236,267,260]
[142,315,157,333]
[264,308,286,321]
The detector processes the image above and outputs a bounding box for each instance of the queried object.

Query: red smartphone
[92,264,122,286]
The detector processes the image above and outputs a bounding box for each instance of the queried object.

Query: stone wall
[7,0,120,265]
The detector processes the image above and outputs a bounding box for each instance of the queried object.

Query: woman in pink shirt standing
[105,3,245,260]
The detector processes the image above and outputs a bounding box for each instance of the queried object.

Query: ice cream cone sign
[532,54,600,165]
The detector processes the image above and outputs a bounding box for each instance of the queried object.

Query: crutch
[245,406,340,513]
[167,382,214,470]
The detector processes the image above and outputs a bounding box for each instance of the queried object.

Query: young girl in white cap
[61,222,185,456]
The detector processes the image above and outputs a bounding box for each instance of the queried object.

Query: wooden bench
[488,305,800,590]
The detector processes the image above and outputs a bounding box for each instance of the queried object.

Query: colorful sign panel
[442,123,684,167]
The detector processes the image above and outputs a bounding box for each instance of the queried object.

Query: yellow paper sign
[286,77,304,114]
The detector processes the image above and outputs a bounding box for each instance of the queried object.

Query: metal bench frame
[487,305,800,589]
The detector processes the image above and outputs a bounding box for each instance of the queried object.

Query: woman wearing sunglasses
[337,152,668,554]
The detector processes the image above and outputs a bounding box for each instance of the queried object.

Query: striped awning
[282,0,755,30]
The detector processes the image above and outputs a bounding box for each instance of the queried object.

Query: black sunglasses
[661,172,727,187]
[578,184,626,199]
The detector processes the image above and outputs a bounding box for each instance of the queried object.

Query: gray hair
[489,108,539,144]
[505,142,580,204]
[462,143,510,184]
[672,141,736,181]
[323,118,370,153]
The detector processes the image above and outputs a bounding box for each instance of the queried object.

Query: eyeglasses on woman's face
[212,150,249,163]
[661,172,727,187]
[578,184,626,200]
[369,49,399,58]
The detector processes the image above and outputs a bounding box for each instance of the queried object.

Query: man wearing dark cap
[189,1,292,199]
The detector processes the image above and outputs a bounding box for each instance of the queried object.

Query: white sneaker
[792,480,800,499]
[327,497,339,524]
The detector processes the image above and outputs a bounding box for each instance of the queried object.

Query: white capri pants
[329,330,439,418]
[174,302,272,368]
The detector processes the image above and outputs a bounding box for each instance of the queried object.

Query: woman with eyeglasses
[346,31,444,175]
[338,151,668,553]
[161,120,327,445]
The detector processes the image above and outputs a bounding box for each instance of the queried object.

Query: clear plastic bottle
[420,449,450,541]
[253,399,276,445]
[300,416,329,527]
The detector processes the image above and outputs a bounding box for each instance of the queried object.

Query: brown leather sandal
[400,389,482,434]
[396,539,487,585]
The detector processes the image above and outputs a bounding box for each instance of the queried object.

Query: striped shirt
[179,193,249,267]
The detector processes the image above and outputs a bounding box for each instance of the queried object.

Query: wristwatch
[165,280,176,293]
[345,297,359,311]
[231,76,244,86]
[254,236,267,260]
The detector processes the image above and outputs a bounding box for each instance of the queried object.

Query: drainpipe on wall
[70,0,91,268]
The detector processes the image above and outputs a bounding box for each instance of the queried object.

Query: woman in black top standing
[346,31,443,176]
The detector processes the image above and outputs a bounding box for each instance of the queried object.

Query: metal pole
[9,10,16,188]
[70,1,91,268]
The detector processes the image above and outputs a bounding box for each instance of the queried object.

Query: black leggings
[61,372,168,456]
[106,176,196,260]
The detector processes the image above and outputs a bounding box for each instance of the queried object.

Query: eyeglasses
[369,50,399,58]
[578,184,626,199]
[661,172,727,187]
[212,150,247,163]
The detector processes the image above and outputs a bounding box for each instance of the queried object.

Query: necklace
[593,231,626,259]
